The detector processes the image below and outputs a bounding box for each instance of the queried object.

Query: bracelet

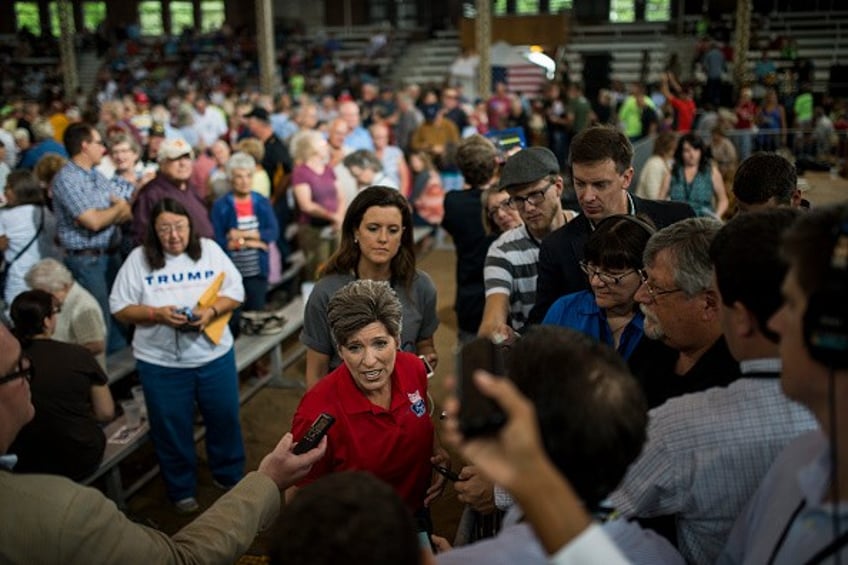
[210,305,220,318]
[148,306,155,323]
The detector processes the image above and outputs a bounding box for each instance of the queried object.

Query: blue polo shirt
[542,290,645,360]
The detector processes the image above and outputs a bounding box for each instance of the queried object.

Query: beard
[640,304,666,341]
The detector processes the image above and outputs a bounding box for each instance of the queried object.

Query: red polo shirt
[291,351,434,511]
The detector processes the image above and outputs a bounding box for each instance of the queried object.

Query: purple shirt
[291,163,339,225]
[132,173,214,244]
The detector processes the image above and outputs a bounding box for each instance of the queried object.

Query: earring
[354,238,359,244]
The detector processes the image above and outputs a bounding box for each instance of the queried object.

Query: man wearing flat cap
[528,125,695,324]
[478,146,568,341]
[132,137,214,244]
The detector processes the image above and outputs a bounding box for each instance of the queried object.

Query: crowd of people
[1,17,848,565]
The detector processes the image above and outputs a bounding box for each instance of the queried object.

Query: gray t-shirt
[300,271,439,371]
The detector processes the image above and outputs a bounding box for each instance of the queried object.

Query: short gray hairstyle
[327,280,402,348]
[25,258,73,293]
[226,151,256,178]
[643,217,722,296]
[343,149,383,173]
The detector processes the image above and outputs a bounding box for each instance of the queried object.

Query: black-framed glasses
[580,261,638,286]
[507,181,555,210]
[487,199,512,218]
[637,269,685,299]
[0,356,33,386]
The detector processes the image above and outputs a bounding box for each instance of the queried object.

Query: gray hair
[32,119,54,142]
[327,280,402,348]
[643,217,722,296]
[108,132,140,155]
[343,149,383,173]
[290,129,324,163]
[226,151,256,178]
[25,258,73,293]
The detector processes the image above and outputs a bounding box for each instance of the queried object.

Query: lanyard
[768,498,848,565]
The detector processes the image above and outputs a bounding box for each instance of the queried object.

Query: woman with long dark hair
[301,186,439,389]
[9,289,113,480]
[109,198,245,513]
[659,133,728,218]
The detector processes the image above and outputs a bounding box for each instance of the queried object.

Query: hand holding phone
[458,337,507,438]
[293,413,335,455]
[432,463,462,482]
[419,355,435,379]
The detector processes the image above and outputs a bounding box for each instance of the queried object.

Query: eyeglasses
[487,199,512,218]
[580,262,637,286]
[637,269,685,300]
[507,181,555,210]
[88,138,105,146]
[156,222,189,235]
[0,356,33,386]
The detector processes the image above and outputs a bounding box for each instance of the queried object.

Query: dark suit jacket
[529,196,695,324]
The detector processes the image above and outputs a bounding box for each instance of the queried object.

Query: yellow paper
[196,272,231,345]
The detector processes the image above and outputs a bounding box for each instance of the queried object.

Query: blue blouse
[542,290,645,360]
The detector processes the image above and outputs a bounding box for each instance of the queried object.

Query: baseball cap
[134,91,150,105]
[158,138,194,161]
[243,106,270,122]
[498,147,560,190]
[149,122,166,138]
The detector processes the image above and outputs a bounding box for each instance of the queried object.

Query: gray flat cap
[498,146,560,190]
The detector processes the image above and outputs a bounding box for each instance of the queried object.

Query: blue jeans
[64,252,127,352]
[229,275,268,338]
[137,348,245,502]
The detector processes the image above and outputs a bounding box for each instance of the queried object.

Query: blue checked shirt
[52,161,124,250]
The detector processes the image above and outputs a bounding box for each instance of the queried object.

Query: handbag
[0,208,44,302]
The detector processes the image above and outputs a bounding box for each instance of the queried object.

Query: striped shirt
[52,161,123,251]
[484,224,540,333]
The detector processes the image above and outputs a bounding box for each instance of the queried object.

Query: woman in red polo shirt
[288,279,449,521]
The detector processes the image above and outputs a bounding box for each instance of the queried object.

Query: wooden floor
[121,173,847,550]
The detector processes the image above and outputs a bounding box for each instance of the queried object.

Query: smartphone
[418,355,435,379]
[292,413,335,455]
[457,337,507,438]
[432,463,462,482]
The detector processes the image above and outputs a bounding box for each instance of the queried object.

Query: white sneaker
[174,497,199,514]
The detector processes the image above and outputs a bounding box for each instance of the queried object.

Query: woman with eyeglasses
[8,289,114,481]
[542,215,654,360]
[109,198,246,514]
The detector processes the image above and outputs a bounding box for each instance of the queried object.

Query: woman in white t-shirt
[0,170,58,308]
[109,197,245,514]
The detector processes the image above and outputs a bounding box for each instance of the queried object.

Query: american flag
[492,64,547,97]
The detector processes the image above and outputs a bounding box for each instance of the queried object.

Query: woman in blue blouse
[542,215,654,360]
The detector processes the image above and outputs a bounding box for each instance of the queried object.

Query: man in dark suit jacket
[529,126,695,324]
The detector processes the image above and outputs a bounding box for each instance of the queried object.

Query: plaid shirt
[610,359,818,564]
[52,161,123,250]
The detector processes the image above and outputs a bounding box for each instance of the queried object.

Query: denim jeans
[229,275,268,338]
[64,252,127,352]
[137,348,245,502]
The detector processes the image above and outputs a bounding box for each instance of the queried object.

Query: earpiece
[803,214,848,368]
